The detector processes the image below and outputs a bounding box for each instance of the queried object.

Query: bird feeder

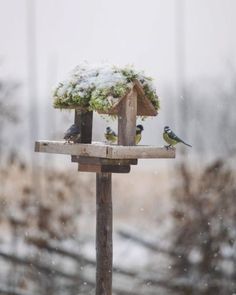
[35,64,175,295]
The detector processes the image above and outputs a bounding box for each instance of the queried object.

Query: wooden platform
[35,141,175,159]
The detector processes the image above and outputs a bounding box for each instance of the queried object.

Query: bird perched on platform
[163,126,192,148]
[105,127,117,143]
[135,124,144,144]
[64,124,80,143]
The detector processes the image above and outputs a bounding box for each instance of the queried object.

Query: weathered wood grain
[74,110,93,143]
[118,88,137,146]
[35,141,108,158]
[106,145,176,159]
[77,156,138,166]
[35,141,176,159]
[96,173,112,295]
[79,163,131,173]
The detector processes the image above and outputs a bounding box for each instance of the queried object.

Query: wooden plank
[77,156,138,166]
[78,164,131,173]
[96,172,112,295]
[106,145,176,159]
[118,88,137,146]
[35,141,176,159]
[79,164,102,173]
[102,165,130,173]
[35,141,108,158]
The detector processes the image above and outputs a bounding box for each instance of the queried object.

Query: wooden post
[72,109,93,162]
[74,109,93,143]
[96,172,112,295]
[118,88,137,146]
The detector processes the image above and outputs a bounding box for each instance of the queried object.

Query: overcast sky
[1,0,236,159]
[1,0,236,89]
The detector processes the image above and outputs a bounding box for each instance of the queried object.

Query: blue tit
[163,126,192,148]
[64,124,80,143]
[105,127,117,143]
[135,124,144,144]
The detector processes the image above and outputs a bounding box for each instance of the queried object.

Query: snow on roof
[53,62,160,113]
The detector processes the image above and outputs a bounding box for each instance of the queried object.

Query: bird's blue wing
[167,129,192,147]
[64,124,80,139]
[169,130,182,142]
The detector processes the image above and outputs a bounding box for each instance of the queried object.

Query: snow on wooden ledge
[35,141,175,159]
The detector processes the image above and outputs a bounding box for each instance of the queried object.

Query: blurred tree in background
[0,68,19,159]
[170,160,236,294]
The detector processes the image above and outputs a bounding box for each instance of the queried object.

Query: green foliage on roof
[53,63,160,113]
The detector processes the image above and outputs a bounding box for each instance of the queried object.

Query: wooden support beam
[35,141,176,159]
[96,173,112,295]
[74,110,93,143]
[118,88,137,146]
[77,157,134,173]
[75,156,138,166]
[72,110,93,162]
[79,164,130,173]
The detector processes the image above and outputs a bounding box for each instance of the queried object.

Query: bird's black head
[106,127,111,132]
[136,124,144,132]
[164,126,170,132]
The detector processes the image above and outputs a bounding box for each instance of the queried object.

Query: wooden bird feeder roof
[97,80,157,116]
[53,64,159,117]
[54,80,157,116]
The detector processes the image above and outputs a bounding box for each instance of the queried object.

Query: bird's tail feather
[182,141,192,147]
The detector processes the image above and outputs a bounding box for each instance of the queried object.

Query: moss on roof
[53,63,160,113]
